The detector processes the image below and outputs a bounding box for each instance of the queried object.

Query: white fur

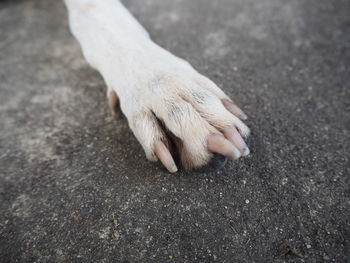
[64,0,250,168]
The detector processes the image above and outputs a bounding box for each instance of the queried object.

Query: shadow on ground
[0,0,349,262]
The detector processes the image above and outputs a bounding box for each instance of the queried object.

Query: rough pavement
[0,0,349,262]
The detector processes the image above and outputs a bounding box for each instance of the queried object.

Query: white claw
[207,134,241,160]
[223,127,250,156]
[154,141,178,173]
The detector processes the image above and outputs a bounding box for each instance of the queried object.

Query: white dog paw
[105,53,250,172]
[65,0,250,172]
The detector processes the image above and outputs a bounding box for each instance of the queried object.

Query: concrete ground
[0,0,349,262]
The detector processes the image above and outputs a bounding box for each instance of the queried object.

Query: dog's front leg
[64,0,250,172]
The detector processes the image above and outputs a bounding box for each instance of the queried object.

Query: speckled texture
[0,0,349,262]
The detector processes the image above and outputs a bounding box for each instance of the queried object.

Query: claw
[223,127,250,156]
[108,89,119,115]
[222,99,248,120]
[207,134,241,160]
[154,140,178,173]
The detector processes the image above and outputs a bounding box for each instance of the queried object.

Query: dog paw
[65,0,250,172]
[106,54,250,172]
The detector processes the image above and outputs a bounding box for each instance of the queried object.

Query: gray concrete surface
[0,0,349,262]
